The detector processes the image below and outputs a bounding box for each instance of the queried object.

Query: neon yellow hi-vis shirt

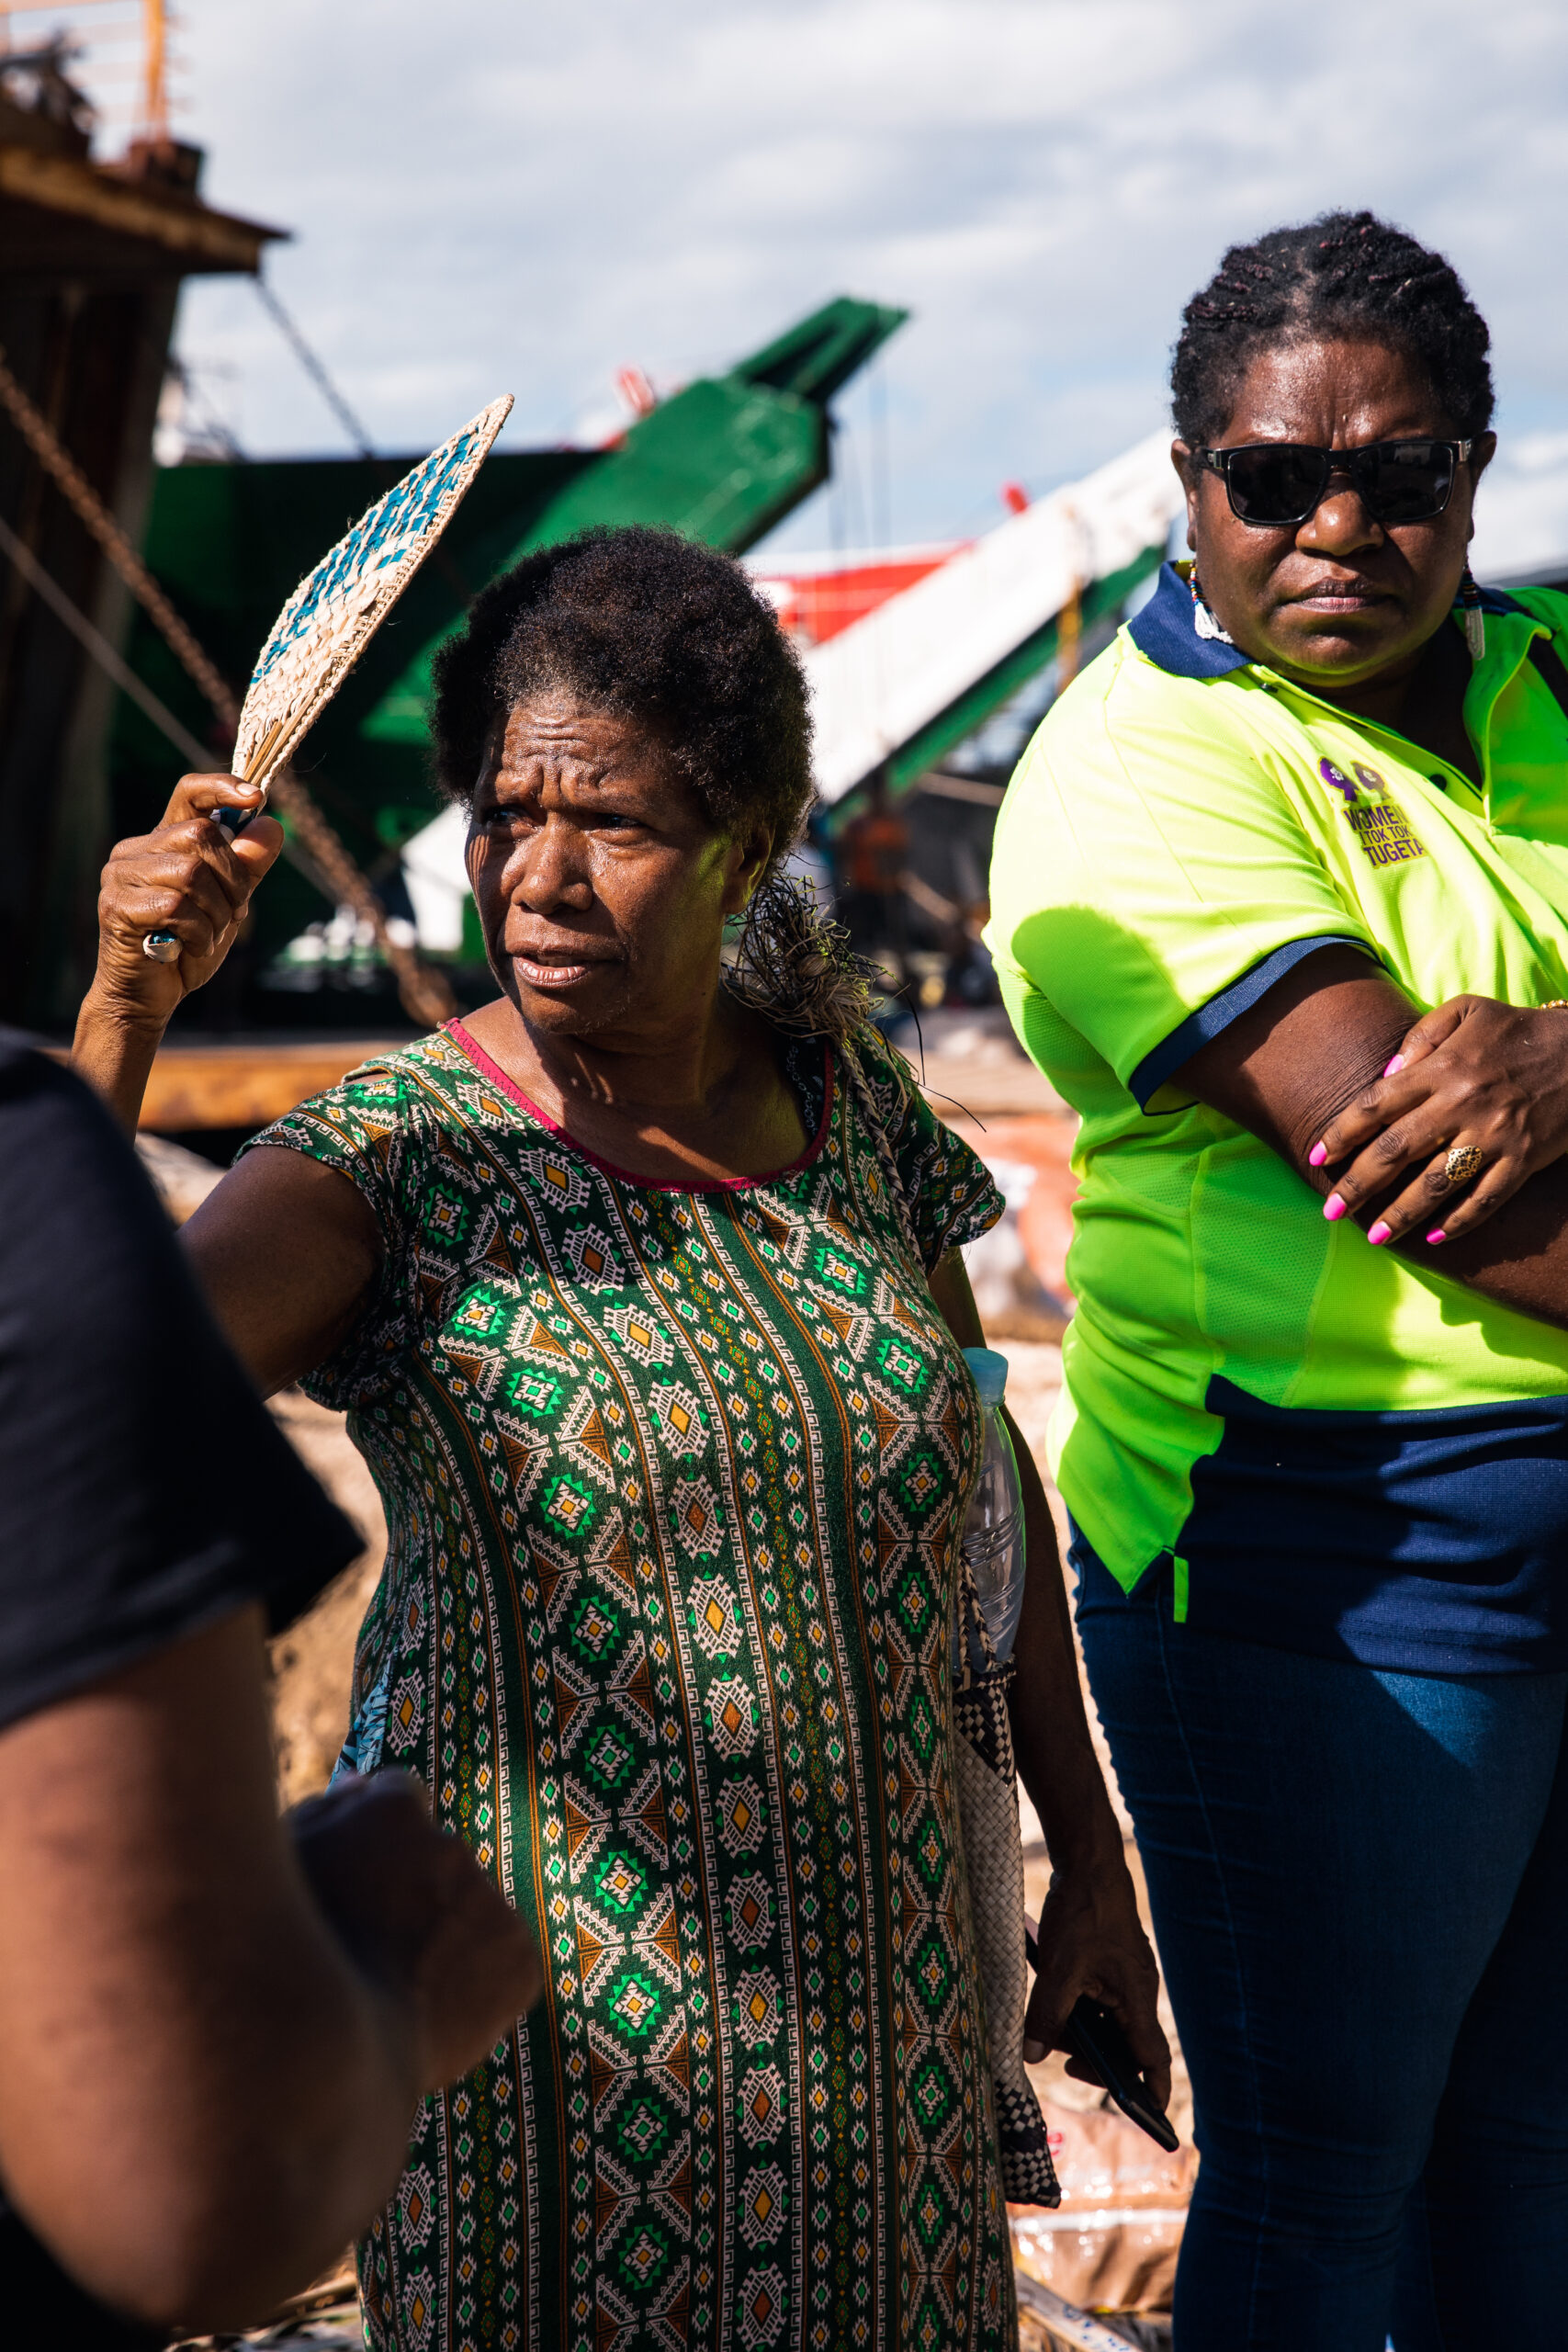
[986,565,1568,1593]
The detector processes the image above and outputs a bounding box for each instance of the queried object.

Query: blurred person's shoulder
[0,1023,115,1139]
[0,1023,200,1295]
[0,1027,357,1738]
[0,1028,171,1261]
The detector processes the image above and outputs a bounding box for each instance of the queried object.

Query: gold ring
[1444,1143,1484,1185]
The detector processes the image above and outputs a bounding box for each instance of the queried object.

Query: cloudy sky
[48,0,1568,568]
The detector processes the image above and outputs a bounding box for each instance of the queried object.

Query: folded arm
[1177,944,1568,1330]
[1303,989,1568,1251]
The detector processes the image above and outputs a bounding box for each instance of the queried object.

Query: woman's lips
[1291,582,1389,612]
[513,951,611,989]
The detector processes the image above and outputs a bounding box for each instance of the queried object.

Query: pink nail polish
[1324,1194,1347,1222]
[1368,1219,1392,1246]
[1308,1142,1327,1168]
[1427,1228,1447,1246]
[1384,1054,1405,1077]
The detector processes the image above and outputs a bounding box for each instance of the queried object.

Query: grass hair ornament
[143,393,513,961]
[724,873,884,1045]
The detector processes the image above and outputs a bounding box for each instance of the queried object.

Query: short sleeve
[847,1028,1003,1272]
[0,1038,358,1733]
[987,654,1376,1105]
[239,1058,418,1409]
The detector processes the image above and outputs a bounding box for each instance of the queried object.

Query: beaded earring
[1458,565,1485,662]
[1189,564,1234,645]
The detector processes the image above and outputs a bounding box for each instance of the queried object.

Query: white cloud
[86,0,1568,548]
[1472,440,1568,582]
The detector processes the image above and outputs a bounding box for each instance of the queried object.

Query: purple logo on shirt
[1320,756,1391,807]
[1319,758,1426,867]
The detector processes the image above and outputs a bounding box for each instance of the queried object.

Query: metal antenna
[254,272,376,458]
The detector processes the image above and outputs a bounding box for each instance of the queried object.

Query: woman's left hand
[1024,1845,1171,2109]
[1308,994,1568,1248]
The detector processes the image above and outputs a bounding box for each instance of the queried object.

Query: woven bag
[952,1573,1060,2206]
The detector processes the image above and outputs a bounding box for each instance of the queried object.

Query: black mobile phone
[1023,1917,1180,2155]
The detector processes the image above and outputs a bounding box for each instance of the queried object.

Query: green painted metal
[728,296,909,405]
[363,297,908,745]
[107,296,905,978]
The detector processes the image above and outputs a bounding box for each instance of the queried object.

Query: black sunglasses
[1194,437,1474,528]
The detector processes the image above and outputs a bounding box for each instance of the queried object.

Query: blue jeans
[1070,1532,1568,2351]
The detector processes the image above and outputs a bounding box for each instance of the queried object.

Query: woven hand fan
[143,392,513,959]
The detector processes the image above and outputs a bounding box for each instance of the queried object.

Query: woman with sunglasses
[987,211,1568,2349]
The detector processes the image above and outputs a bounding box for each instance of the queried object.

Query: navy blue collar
[1128,560,1529,681]
[1127,562,1250,678]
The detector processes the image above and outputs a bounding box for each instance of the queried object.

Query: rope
[0,342,455,1027]
[0,504,217,769]
[0,343,240,723]
[266,773,455,1027]
[0,506,334,905]
[254,275,376,459]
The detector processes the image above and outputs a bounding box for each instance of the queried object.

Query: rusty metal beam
[0,145,283,273]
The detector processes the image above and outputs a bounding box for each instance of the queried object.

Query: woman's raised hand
[91,773,285,1027]
[73,774,286,1132]
[1307,994,1568,1248]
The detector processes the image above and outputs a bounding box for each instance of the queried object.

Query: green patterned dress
[250,1017,1012,2352]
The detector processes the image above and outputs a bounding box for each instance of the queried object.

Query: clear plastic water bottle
[953,1346,1026,1674]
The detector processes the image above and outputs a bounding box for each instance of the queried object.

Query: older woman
[74,528,1163,2352]
[987,212,1568,2349]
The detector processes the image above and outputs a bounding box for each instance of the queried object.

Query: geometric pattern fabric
[251,1018,1012,2352]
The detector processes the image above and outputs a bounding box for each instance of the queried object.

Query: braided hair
[1171,211,1494,447]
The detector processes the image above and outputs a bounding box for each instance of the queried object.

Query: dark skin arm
[182,1144,385,1396]
[928,1250,1170,2107]
[1303,991,1568,1251]
[0,1608,541,2333]
[1178,944,1568,1326]
[72,775,283,1136]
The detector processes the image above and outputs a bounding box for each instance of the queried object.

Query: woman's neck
[457,989,810,1183]
[477,978,742,1115]
[1291,618,1480,785]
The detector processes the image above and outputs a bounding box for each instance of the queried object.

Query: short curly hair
[429,526,813,870]
[1171,210,1494,448]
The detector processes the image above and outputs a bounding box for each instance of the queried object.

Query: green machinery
[111,296,904,992]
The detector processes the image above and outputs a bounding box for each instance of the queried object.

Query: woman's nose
[1299,486,1382,560]
[505,816,592,912]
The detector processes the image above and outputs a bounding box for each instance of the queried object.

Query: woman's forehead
[1220,336,1454,444]
[500,694,641,763]
[480,695,712,826]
